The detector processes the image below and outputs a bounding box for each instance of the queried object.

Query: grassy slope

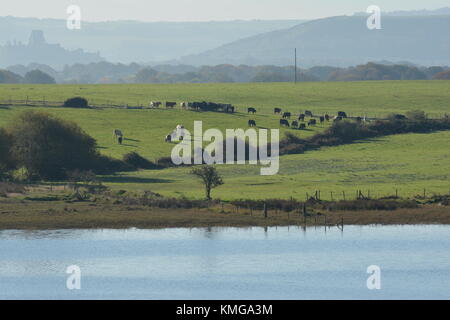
[1,81,449,200]
[104,131,450,200]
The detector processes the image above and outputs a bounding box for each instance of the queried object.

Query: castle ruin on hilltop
[0,30,104,69]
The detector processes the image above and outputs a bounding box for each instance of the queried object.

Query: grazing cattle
[248,120,256,127]
[291,120,299,128]
[280,119,290,127]
[248,107,257,114]
[319,116,325,124]
[333,116,343,122]
[324,114,330,121]
[299,123,306,130]
[225,105,235,113]
[117,136,123,145]
[305,110,313,117]
[338,111,347,118]
[180,102,188,108]
[298,114,305,121]
[113,129,123,139]
[282,112,291,119]
[274,108,282,114]
[308,119,317,126]
[166,101,177,108]
[165,134,172,143]
[150,101,161,108]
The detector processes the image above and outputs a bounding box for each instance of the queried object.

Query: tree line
[2,62,449,84]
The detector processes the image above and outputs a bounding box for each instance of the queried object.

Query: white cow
[175,125,185,141]
[150,101,162,108]
[113,129,123,138]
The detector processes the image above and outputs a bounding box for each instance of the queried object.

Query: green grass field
[1,81,449,200]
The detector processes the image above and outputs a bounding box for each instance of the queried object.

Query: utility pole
[294,48,297,84]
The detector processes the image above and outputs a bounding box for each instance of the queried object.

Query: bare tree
[191,165,224,200]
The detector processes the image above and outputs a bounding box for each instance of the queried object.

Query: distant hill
[354,7,450,16]
[179,15,450,67]
[0,17,304,66]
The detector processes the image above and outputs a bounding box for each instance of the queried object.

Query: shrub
[63,97,89,108]
[9,111,100,180]
[0,128,15,179]
[406,110,427,121]
[279,113,450,156]
[323,199,418,211]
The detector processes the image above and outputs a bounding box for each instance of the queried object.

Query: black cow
[248,120,256,127]
[299,123,306,130]
[319,116,325,124]
[308,119,317,126]
[274,108,282,114]
[298,114,305,121]
[248,107,257,114]
[305,110,313,117]
[280,119,290,127]
[291,120,299,128]
[282,112,291,119]
[324,114,330,121]
[166,101,177,108]
[225,106,235,113]
[338,111,347,118]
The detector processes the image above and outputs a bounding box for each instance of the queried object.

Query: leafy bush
[9,111,100,180]
[0,128,15,180]
[406,110,427,121]
[63,97,89,108]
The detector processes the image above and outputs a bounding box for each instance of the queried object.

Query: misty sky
[2,0,449,22]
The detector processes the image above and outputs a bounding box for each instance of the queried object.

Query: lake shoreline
[0,200,449,230]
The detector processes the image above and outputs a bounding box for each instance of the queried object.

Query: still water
[0,225,449,299]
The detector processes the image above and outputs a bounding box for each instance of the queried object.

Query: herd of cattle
[113,101,370,144]
[247,108,359,129]
[150,101,235,113]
